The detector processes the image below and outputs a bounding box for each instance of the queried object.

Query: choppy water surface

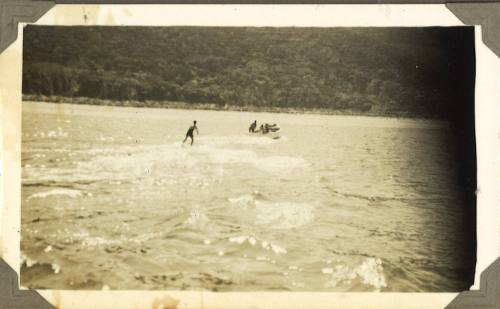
[21,102,472,291]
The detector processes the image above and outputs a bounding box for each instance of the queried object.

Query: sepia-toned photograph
[20,25,477,292]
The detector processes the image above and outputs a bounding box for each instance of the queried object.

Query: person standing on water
[182,120,199,146]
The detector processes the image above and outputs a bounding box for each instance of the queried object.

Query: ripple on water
[184,208,210,229]
[228,235,287,255]
[228,193,315,229]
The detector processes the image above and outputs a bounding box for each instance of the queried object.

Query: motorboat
[249,123,281,139]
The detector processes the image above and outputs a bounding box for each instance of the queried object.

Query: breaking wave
[27,188,83,200]
[323,257,387,291]
[21,253,62,275]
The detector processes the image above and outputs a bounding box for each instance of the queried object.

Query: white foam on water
[47,129,68,138]
[99,136,115,142]
[322,267,334,274]
[199,135,278,147]
[228,235,248,244]
[269,243,287,254]
[84,140,305,178]
[29,148,68,153]
[58,228,162,248]
[198,146,257,165]
[228,235,287,255]
[64,144,205,184]
[21,252,61,274]
[46,144,194,185]
[184,208,210,228]
[254,202,315,229]
[325,258,387,292]
[256,256,271,261]
[130,232,163,243]
[259,239,287,254]
[228,194,315,230]
[82,236,123,247]
[205,147,309,173]
[33,129,67,139]
[23,137,308,187]
[228,195,257,208]
[248,237,258,246]
[87,147,116,155]
[288,265,299,271]
[21,253,38,268]
[254,156,309,173]
[27,188,83,200]
[52,263,61,274]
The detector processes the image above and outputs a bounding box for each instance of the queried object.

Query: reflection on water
[21,102,473,291]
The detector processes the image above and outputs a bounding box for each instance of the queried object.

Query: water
[21,102,472,291]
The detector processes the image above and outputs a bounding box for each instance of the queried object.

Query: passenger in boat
[259,124,266,134]
[262,124,269,134]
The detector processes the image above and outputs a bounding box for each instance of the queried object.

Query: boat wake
[22,135,308,189]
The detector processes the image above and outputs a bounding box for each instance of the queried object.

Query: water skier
[182,120,199,146]
[249,120,257,133]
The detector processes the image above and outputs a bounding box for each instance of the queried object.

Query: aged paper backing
[1,4,499,308]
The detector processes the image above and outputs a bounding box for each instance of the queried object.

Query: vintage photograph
[20,25,476,292]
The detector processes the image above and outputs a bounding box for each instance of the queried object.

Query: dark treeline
[23,26,475,118]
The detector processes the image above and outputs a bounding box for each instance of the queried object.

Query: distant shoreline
[22,94,437,120]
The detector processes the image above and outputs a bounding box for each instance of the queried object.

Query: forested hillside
[22,26,475,118]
